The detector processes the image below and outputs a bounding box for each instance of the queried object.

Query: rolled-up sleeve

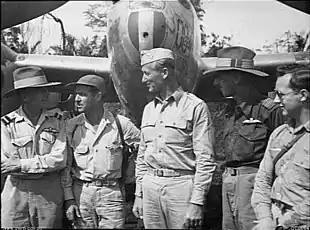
[190,102,216,205]
[122,116,141,146]
[20,124,67,173]
[251,132,276,220]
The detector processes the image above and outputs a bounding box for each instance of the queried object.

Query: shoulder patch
[50,112,63,121]
[1,112,16,126]
[262,98,277,110]
[1,115,12,126]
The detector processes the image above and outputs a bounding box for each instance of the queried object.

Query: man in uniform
[205,46,285,230]
[252,69,310,230]
[133,48,216,229]
[1,66,68,228]
[63,74,140,229]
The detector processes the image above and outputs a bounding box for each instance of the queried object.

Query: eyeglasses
[274,90,297,99]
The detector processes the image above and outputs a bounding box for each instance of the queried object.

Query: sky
[20,0,310,54]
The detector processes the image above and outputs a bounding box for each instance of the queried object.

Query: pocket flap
[75,145,89,154]
[165,119,187,129]
[239,124,268,141]
[294,149,310,169]
[12,136,32,147]
[141,120,156,128]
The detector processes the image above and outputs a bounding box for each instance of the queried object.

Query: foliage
[83,2,113,33]
[202,33,234,57]
[48,34,108,57]
[256,30,310,53]
[1,26,40,54]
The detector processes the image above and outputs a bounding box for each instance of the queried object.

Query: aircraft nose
[128,10,166,51]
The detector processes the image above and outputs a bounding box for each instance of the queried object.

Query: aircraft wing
[278,1,309,14]
[1,47,119,115]
[1,1,68,29]
[197,51,310,101]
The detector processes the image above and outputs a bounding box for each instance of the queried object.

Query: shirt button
[160,121,163,124]
[158,135,162,138]
[95,149,98,152]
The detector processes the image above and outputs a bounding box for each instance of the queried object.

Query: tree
[1,26,40,54]
[202,33,234,57]
[83,2,113,33]
[257,30,310,54]
[47,13,66,51]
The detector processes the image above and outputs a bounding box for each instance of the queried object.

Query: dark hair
[287,69,310,92]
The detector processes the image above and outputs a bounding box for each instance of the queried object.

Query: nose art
[128,11,166,51]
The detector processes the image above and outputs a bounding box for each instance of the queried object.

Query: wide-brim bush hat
[203,46,268,77]
[3,66,62,98]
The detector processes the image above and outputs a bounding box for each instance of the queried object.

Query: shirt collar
[286,119,310,134]
[16,106,50,123]
[154,87,184,106]
[237,101,253,119]
[80,110,112,129]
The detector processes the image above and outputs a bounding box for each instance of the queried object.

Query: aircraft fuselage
[107,0,201,121]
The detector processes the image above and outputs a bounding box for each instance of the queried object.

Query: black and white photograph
[1,0,309,229]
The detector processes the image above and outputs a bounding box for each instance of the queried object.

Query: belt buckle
[228,168,237,176]
[95,180,103,187]
[157,169,164,177]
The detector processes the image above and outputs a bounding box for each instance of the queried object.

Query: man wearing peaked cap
[1,66,68,228]
[133,48,216,229]
[63,74,140,228]
[204,46,286,230]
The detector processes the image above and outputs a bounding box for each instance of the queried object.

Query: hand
[252,217,276,230]
[65,199,81,221]
[184,203,203,229]
[132,196,143,219]
[1,157,21,174]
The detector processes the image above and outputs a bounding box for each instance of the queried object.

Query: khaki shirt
[252,121,310,221]
[223,98,284,167]
[135,88,216,205]
[64,110,140,200]
[1,106,67,176]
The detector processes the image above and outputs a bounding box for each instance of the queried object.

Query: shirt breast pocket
[74,145,89,170]
[165,118,190,144]
[141,120,156,144]
[12,136,33,159]
[104,144,123,172]
[39,131,57,155]
[292,149,310,189]
[237,123,268,158]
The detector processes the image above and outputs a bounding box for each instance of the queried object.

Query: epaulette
[50,112,63,121]
[1,113,15,126]
[262,98,278,110]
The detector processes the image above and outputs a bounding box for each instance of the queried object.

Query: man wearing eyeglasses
[252,68,310,230]
[206,46,286,230]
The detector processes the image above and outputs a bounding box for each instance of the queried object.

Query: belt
[11,171,57,180]
[74,178,118,187]
[147,168,194,177]
[225,166,258,176]
[272,199,293,211]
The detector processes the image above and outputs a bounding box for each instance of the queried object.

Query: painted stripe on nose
[128,11,166,52]
[138,11,154,51]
